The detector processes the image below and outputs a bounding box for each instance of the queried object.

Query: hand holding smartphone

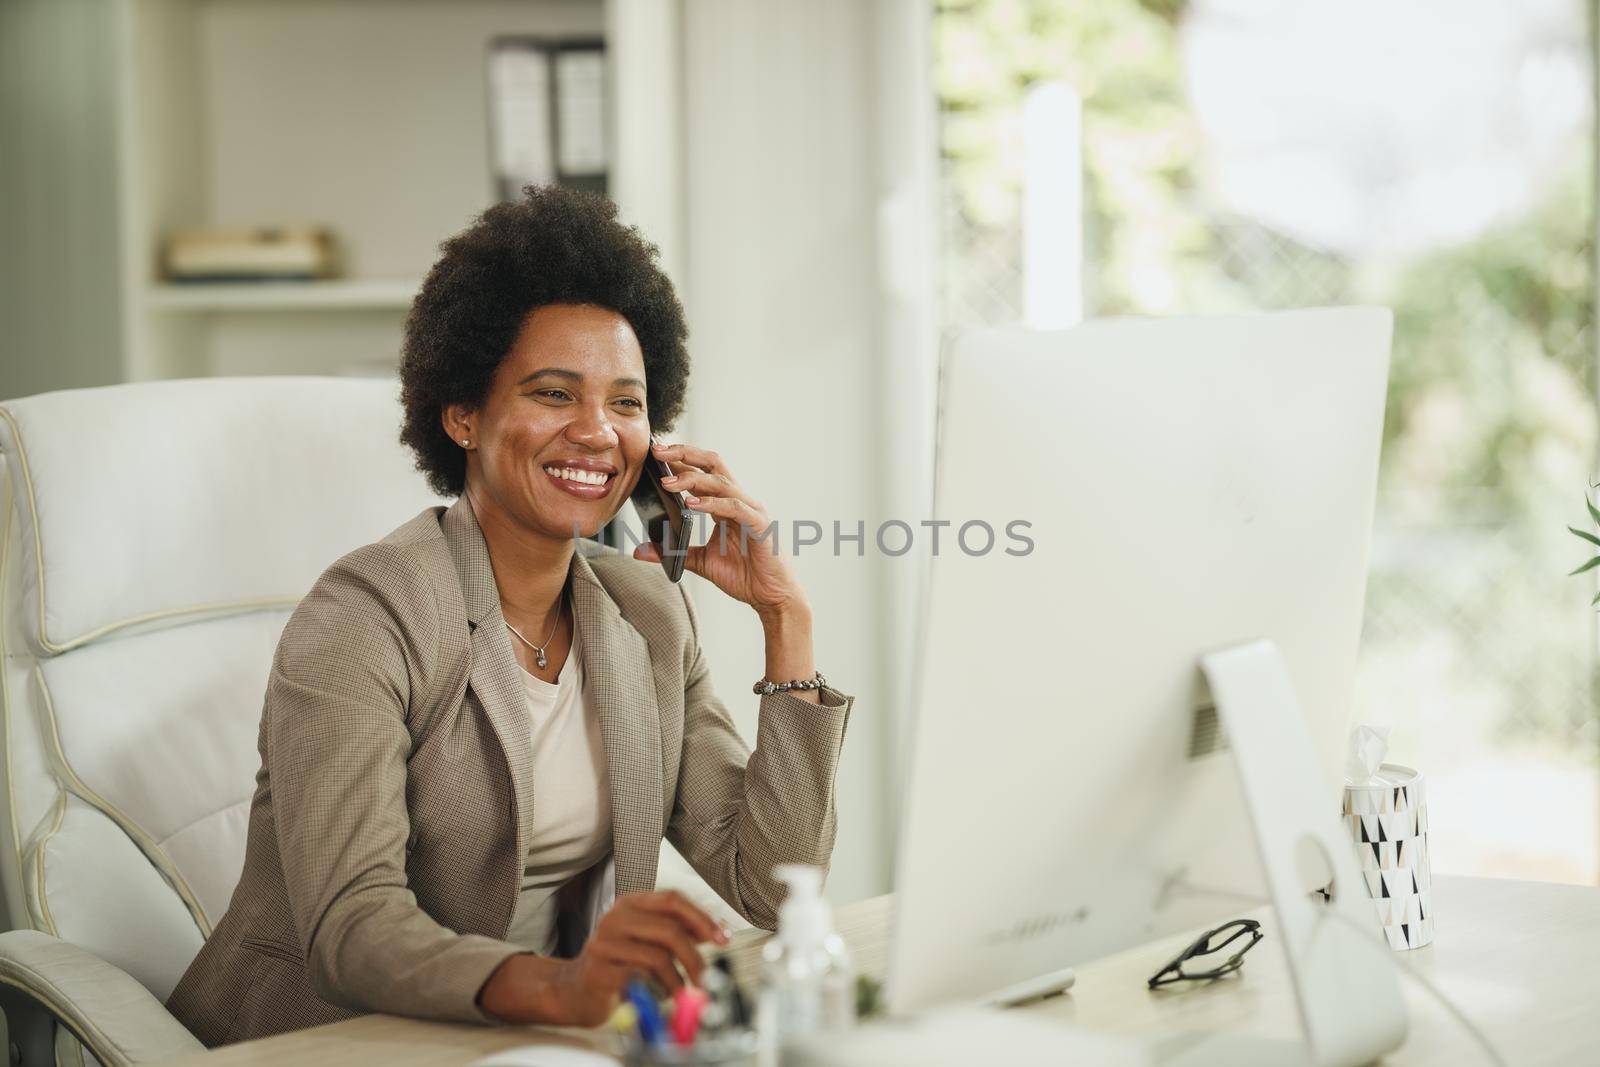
[635,436,691,582]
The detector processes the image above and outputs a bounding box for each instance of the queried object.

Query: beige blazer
[166,497,853,1047]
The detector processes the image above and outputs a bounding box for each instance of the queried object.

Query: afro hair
[399,184,690,498]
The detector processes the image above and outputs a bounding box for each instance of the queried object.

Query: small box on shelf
[162,226,340,284]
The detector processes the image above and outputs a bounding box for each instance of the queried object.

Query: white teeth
[544,466,610,486]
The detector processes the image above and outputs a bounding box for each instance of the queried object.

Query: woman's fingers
[652,440,727,478]
[662,467,753,507]
[618,914,707,985]
[685,493,767,532]
[571,891,733,1015]
[662,460,741,499]
[588,890,725,992]
[653,441,741,496]
[632,890,727,946]
[596,940,683,993]
[631,525,739,580]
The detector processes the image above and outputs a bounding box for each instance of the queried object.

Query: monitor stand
[1190,639,1409,1067]
[978,965,1077,1008]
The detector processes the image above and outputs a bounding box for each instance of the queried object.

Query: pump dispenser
[757,865,856,1063]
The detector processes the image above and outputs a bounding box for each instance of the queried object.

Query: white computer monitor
[886,307,1406,1065]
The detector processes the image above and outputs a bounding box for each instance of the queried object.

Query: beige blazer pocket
[239,936,304,964]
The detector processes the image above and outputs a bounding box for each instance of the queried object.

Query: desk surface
[162,874,1597,1066]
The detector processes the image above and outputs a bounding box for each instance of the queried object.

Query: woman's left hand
[633,441,809,618]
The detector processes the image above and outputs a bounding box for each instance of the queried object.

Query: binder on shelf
[487,36,608,201]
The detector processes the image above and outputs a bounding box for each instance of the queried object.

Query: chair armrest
[0,931,202,1067]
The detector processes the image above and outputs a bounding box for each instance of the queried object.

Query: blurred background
[938,0,1598,885]
[1,0,1596,906]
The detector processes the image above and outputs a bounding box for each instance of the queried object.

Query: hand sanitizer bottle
[757,865,856,1065]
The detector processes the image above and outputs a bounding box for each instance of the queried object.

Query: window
[937,0,1598,883]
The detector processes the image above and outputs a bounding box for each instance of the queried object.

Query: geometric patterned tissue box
[1342,763,1433,950]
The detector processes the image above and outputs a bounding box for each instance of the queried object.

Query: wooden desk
[162,875,1598,1066]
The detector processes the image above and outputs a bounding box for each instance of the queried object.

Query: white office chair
[0,376,741,1067]
[0,377,457,1065]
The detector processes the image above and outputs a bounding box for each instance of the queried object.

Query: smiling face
[446,303,651,542]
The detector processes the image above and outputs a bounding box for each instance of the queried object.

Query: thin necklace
[505,600,564,671]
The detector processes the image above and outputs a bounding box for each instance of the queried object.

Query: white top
[504,619,614,955]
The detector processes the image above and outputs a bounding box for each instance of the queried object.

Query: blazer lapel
[570,551,664,897]
[440,498,538,869]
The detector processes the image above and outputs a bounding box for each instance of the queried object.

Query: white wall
[197,0,605,279]
[676,0,938,905]
[0,0,124,400]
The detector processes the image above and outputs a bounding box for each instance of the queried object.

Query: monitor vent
[1188,702,1229,759]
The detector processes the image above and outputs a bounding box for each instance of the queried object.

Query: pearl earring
[461,439,470,447]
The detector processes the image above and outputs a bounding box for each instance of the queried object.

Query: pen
[626,979,665,1046]
[670,986,709,1047]
[607,1002,639,1037]
[699,962,733,1036]
[713,957,750,1027]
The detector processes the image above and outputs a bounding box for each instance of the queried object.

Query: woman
[166,186,853,1045]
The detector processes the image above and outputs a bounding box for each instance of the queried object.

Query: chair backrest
[0,377,446,1000]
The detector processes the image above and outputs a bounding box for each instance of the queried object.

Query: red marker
[670,986,709,1046]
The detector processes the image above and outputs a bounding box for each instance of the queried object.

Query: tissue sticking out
[1346,724,1391,786]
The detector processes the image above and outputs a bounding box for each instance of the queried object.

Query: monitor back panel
[888,307,1392,1013]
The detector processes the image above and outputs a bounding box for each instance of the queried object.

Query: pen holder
[1342,762,1432,950]
[619,1029,759,1066]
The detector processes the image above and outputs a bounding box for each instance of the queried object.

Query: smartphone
[634,437,691,583]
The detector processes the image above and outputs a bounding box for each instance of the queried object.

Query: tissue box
[1342,763,1432,950]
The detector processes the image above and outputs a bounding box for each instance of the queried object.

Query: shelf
[89,0,672,382]
[144,279,421,312]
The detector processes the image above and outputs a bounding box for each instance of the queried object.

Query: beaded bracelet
[752,671,827,696]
